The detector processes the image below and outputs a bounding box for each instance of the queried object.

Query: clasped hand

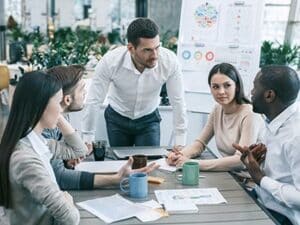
[166,145,189,166]
[233,143,267,185]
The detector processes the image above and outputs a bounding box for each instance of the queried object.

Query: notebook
[163,200,199,214]
[112,147,169,159]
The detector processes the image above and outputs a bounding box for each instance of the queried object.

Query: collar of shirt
[27,130,50,155]
[122,50,158,75]
[26,130,57,183]
[266,102,299,135]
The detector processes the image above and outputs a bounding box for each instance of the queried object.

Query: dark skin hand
[233,143,267,165]
[233,143,266,185]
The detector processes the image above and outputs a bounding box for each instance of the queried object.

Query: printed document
[77,194,161,223]
[155,188,227,205]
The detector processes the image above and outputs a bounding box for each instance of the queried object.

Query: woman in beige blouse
[167,63,262,171]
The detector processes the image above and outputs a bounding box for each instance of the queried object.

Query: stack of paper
[77,194,162,223]
[163,199,199,214]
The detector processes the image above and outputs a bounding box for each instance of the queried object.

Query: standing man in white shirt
[234,65,300,225]
[83,18,187,147]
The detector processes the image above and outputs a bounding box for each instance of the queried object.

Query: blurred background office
[0,0,300,145]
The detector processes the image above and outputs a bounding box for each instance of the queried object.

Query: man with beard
[82,18,187,147]
[45,65,158,190]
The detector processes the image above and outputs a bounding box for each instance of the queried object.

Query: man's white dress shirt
[83,46,187,145]
[256,103,300,225]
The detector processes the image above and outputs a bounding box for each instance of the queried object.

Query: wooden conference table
[70,148,277,225]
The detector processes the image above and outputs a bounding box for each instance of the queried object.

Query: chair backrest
[0,65,10,91]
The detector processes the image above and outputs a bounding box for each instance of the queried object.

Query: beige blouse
[184,104,263,171]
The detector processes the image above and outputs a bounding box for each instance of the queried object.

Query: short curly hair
[259,65,300,104]
[127,18,159,47]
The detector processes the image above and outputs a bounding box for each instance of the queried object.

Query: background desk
[70,151,277,225]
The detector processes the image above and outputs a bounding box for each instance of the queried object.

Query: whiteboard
[178,0,264,112]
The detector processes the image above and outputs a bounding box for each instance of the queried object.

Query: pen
[161,203,166,211]
[176,174,206,178]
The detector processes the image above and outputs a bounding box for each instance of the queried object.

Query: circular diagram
[205,51,215,61]
[182,50,192,60]
[194,3,218,28]
[194,51,202,61]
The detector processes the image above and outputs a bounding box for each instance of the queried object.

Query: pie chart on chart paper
[194,2,218,28]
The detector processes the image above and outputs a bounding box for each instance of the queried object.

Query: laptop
[112,146,169,159]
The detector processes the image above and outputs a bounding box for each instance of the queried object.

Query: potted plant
[30,27,109,69]
[260,40,300,67]
[6,15,27,64]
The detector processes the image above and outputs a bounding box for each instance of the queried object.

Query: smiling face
[210,73,237,106]
[128,35,160,72]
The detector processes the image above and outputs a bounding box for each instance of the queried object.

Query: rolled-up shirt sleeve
[166,57,187,146]
[82,58,111,137]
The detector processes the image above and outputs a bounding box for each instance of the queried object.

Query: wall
[148,0,182,34]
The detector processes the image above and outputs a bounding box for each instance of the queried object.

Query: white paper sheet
[135,200,162,222]
[155,188,227,205]
[77,194,161,224]
[163,199,199,214]
[178,0,264,102]
[152,158,177,172]
[75,160,127,174]
[136,200,162,209]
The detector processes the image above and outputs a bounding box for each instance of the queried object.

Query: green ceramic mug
[176,161,200,185]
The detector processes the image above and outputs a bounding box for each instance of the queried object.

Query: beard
[251,100,264,114]
[67,102,84,112]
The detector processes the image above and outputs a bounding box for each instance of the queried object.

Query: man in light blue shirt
[235,65,300,225]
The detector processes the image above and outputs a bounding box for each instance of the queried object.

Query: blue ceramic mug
[120,172,148,199]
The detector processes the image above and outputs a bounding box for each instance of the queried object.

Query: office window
[5,0,22,24]
[110,0,135,28]
[292,24,300,45]
[262,0,291,43]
